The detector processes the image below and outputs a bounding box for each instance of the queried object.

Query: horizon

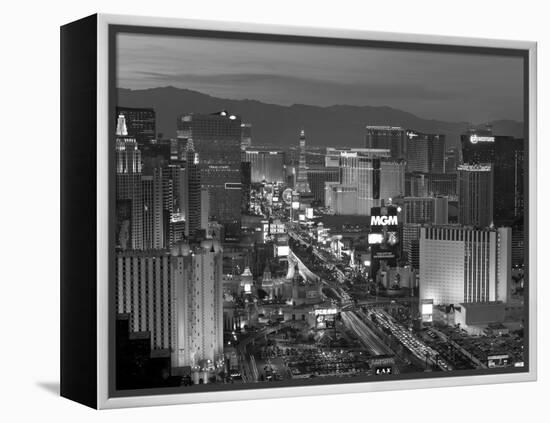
[117,32,524,123]
[117,85,525,127]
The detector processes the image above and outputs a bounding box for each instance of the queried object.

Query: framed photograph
[60,14,537,409]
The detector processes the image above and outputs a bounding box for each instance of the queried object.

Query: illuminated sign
[374,366,393,375]
[421,303,433,315]
[340,151,358,158]
[276,245,289,257]
[368,233,384,244]
[387,231,399,246]
[371,215,398,226]
[372,250,395,260]
[421,299,433,323]
[314,308,338,315]
[457,164,492,172]
[470,134,495,144]
[306,208,314,219]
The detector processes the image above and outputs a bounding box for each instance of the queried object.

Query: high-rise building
[402,197,434,224]
[116,107,156,147]
[338,152,380,215]
[400,196,449,226]
[325,147,390,167]
[141,139,170,176]
[160,164,185,246]
[405,172,457,197]
[511,223,524,267]
[306,166,340,204]
[116,242,225,371]
[142,170,164,249]
[367,204,402,277]
[445,146,460,174]
[201,188,210,232]
[295,129,311,193]
[434,196,449,225]
[183,140,202,238]
[403,223,423,268]
[240,123,252,150]
[240,161,251,213]
[379,160,406,202]
[177,111,242,236]
[457,164,494,227]
[116,115,144,250]
[406,131,445,173]
[116,251,173,352]
[461,127,496,164]
[325,184,358,214]
[244,149,285,183]
[461,127,524,226]
[419,226,511,305]
[171,241,224,369]
[365,126,407,159]
[494,138,524,225]
[324,148,403,215]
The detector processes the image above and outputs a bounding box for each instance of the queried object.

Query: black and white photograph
[4,0,549,420]
[111,25,530,394]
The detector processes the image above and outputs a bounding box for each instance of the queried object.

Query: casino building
[419,226,512,306]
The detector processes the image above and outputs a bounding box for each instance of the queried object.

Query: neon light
[470,134,494,144]
[371,215,398,226]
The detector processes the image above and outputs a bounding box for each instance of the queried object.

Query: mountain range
[117,86,524,149]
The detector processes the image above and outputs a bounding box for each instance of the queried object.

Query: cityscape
[114,35,527,391]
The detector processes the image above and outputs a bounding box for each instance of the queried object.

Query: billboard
[421,299,433,323]
[487,354,510,368]
[371,247,396,260]
[314,308,337,330]
[370,205,400,232]
[276,245,289,257]
[368,233,384,244]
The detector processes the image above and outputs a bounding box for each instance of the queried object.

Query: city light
[111,80,526,393]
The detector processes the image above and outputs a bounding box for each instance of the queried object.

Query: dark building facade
[307,166,340,205]
[177,111,242,237]
[406,131,445,174]
[405,172,457,197]
[457,164,494,228]
[445,146,460,174]
[461,128,525,226]
[365,126,407,160]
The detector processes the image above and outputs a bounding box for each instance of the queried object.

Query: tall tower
[115,114,144,250]
[295,129,311,193]
[457,164,494,228]
[184,139,202,238]
[171,241,224,372]
[176,111,242,238]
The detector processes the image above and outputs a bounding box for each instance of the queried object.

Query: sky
[117,32,524,123]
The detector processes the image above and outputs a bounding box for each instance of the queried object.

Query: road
[365,308,451,371]
[341,311,394,356]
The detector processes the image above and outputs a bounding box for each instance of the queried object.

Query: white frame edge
[96,13,537,409]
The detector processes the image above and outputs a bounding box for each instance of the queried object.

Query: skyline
[117,33,524,124]
[112,30,527,392]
